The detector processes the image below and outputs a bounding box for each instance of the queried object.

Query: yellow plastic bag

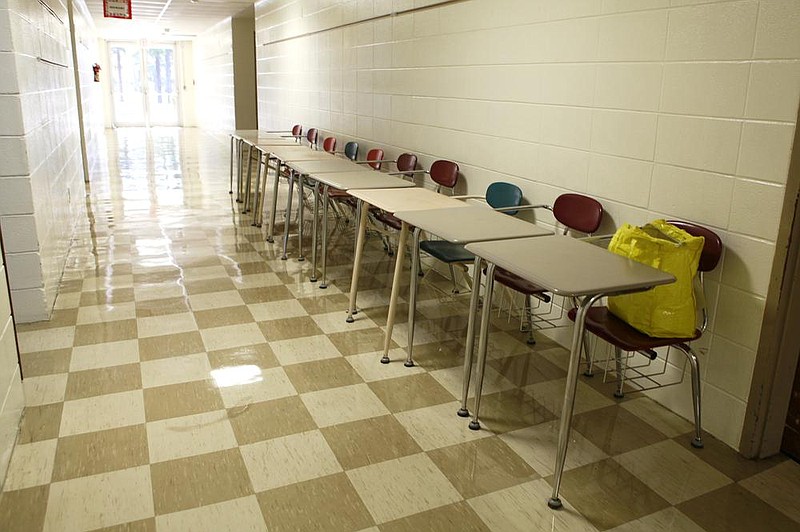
[607,220,704,338]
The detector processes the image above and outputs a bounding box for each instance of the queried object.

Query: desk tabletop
[465,236,675,297]
[313,171,416,191]
[289,159,370,174]
[395,206,552,243]
[266,147,332,161]
[252,138,303,147]
[349,188,472,213]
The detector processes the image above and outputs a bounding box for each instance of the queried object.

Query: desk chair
[322,137,337,153]
[568,220,722,449]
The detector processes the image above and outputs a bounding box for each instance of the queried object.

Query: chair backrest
[291,124,302,137]
[430,160,459,190]
[366,148,384,170]
[553,193,603,235]
[306,128,318,147]
[486,182,523,215]
[322,137,336,153]
[344,141,359,161]
[396,153,417,174]
[666,220,723,273]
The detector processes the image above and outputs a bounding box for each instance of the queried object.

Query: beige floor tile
[428,437,538,499]
[296,293,351,315]
[402,340,465,371]
[44,466,154,532]
[488,352,567,388]
[0,485,50,532]
[347,453,461,524]
[70,339,140,371]
[132,269,182,285]
[144,380,224,422]
[94,517,156,531]
[19,348,71,377]
[79,287,135,307]
[498,420,608,477]
[138,331,205,361]
[256,473,375,532]
[258,316,324,342]
[133,283,188,302]
[51,425,149,481]
[64,363,142,400]
[739,460,800,523]
[614,440,732,505]
[80,275,134,291]
[283,357,363,393]
[74,320,138,346]
[320,415,422,470]
[311,311,378,334]
[525,378,615,417]
[608,507,705,532]
[55,292,81,309]
[686,432,786,482]
[368,373,455,413]
[572,405,668,456]
[345,350,427,382]
[207,343,278,371]
[330,328,398,356]
[228,396,318,445]
[156,496,267,532]
[621,397,695,438]
[241,429,342,491]
[468,479,598,532]
[195,306,254,329]
[22,374,68,406]
[135,297,191,318]
[238,285,294,304]
[137,312,197,338]
[18,403,63,444]
[76,302,137,325]
[2,439,58,490]
[150,448,252,515]
[387,322,455,349]
[200,323,266,352]
[188,290,245,311]
[465,388,556,434]
[59,390,146,436]
[428,364,515,400]
[17,327,75,353]
[17,310,78,332]
[270,334,342,365]
[246,299,307,322]
[141,353,212,388]
[300,383,389,428]
[394,402,492,451]
[473,331,533,361]
[181,265,230,281]
[146,410,238,463]
[216,366,297,407]
[229,272,282,290]
[380,501,490,532]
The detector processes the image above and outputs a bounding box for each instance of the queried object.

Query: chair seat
[326,187,349,198]
[374,211,404,231]
[567,306,700,352]
[490,266,550,302]
[419,240,474,263]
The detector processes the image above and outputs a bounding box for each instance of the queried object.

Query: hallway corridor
[1,128,799,531]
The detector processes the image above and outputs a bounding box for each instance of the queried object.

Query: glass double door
[109,41,180,126]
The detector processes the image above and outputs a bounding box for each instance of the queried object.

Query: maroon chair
[326,149,384,205]
[322,136,337,153]
[358,148,385,170]
[493,194,604,344]
[305,128,318,148]
[567,220,722,449]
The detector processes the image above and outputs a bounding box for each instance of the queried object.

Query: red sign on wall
[103,0,132,19]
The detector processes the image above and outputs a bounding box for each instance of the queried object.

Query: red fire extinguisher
[92,63,101,82]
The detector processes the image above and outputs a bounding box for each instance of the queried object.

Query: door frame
[106,39,183,127]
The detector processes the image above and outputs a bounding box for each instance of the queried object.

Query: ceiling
[84,0,256,39]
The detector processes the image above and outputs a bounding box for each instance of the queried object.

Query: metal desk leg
[236,140,245,203]
[251,148,262,226]
[346,200,369,323]
[320,185,330,289]
[548,292,604,509]
[311,182,319,282]
[281,171,295,260]
[458,255,483,417]
[469,262,496,431]
[381,221,409,364]
[229,136,235,194]
[404,227,422,367]
[297,173,305,262]
[254,152,269,227]
[267,157,280,243]
[244,143,254,213]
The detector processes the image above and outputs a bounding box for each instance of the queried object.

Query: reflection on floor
[1,128,798,532]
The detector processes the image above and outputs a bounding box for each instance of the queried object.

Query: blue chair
[418,182,524,294]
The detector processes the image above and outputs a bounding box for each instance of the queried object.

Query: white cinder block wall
[0,238,24,488]
[71,0,104,177]
[195,18,237,131]
[0,0,87,322]
[254,0,800,450]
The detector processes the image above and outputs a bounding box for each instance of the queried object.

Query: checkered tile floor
[2,128,799,531]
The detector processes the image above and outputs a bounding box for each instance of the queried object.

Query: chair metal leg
[448,263,459,294]
[310,182,319,282]
[469,262,496,431]
[346,201,369,322]
[229,136,235,194]
[382,222,409,364]
[320,185,330,289]
[251,149,263,226]
[525,294,536,345]
[678,344,704,448]
[243,144,254,213]
[613,347,625,398]
[267,158,280,243]
[236,140,245,203]
[281,172,295,260]
[405,227,422,367]
[582,335,594,377]
[297,173,305,262]
[458,256,483,418]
